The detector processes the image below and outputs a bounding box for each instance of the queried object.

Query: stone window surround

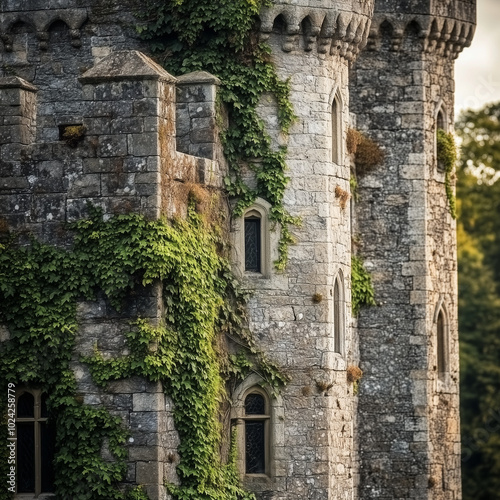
[330,86,344,166]
[14,387,55,500]
[433,298,451,391]
[333,269,346,358]
[231,374,284,487]
[233,198,272,279]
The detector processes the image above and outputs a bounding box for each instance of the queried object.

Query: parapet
[0,7,87,51]
[366,0,476,57]
[258,0,374,61]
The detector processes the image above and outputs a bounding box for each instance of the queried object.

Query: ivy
[437,129,458,219]
[351,255,376,316]
[136,0,298,269]
[1,205,287,500]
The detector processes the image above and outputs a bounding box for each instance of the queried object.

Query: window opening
[244,216,261,272]
[243,392,269,475]
[437,309,448,375]
[332,94,342,164]
[436,108,446,173]
[16,389,56,495]
[333,277,342,354]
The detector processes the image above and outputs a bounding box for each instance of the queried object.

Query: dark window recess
[16,390,56,494]
[437,311,446,373]
[17,392,34,418]
[332,97,339,163]
[333,278,341,353]
[244,217,261,272]
[245,393,265,415]
[17,422,35,493]
[245,421,266,474]
[40,421,56,492]
[436,110,446,173]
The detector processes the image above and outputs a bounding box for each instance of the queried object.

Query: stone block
[67,174,101,197]
[97,135,128,157]
[133,392,165,412]
[136,461,160,484]
[129,446,160,462]
[128,133,158,157]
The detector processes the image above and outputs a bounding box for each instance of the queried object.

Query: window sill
[244,473,272,487]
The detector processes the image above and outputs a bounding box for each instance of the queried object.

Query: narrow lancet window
[244,216,261,272]
[16,389,56,495]
[244,391,269,474]
[333,274,344,355]
[436,107,447,173]
[332,94,342,164]
[437,309,448,375]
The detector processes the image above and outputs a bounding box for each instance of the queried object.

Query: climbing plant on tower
[136,0,299,269]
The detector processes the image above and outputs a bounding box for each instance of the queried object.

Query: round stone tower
[230,1,373,498]
[349,0,475,498]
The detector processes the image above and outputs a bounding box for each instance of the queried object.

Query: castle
[0,0,476,499]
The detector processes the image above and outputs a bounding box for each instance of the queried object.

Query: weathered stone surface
[0,0,474,499]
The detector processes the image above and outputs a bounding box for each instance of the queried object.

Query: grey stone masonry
[229,2,373,499]
[0,0,477,499]
[0,2,228,499]
[350,1,475,499]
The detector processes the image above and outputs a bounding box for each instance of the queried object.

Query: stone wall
[228,2,373,498]
[0,2,226,499]
[0,0,476,498]
[350,1,474,497]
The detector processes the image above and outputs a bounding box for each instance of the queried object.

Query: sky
[454,0,500,116]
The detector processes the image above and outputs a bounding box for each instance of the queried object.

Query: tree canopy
[457,102,500,500]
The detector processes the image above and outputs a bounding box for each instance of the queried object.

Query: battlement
[0,7,87,51]
[366,0,475,57]
[258,0,374,60]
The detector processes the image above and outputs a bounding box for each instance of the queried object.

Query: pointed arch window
[234,199,271,278]
[243,390,270,475]
[332,93,342,164]
[436,308,449,378]
[244,214,262,273]
[436,105,448,174]
[333,273,345,356]
[16,389,56,496]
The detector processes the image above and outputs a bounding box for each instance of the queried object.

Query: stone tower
[229,1,372,498]
[350,1,475,498]
[0,0,476,498]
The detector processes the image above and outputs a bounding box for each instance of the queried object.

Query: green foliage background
[456,102,500,500]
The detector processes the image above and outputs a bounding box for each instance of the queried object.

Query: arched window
[233,199,271,278]
[436,105,447,174]
[333,273,345,356]
[243,390,270,475]
[331,93,342,164]
[437,108,445,132]
[436,308,449,377]
[244,212,262,273]
[16,389,56,495]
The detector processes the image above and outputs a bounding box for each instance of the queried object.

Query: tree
[456,103,500,500]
